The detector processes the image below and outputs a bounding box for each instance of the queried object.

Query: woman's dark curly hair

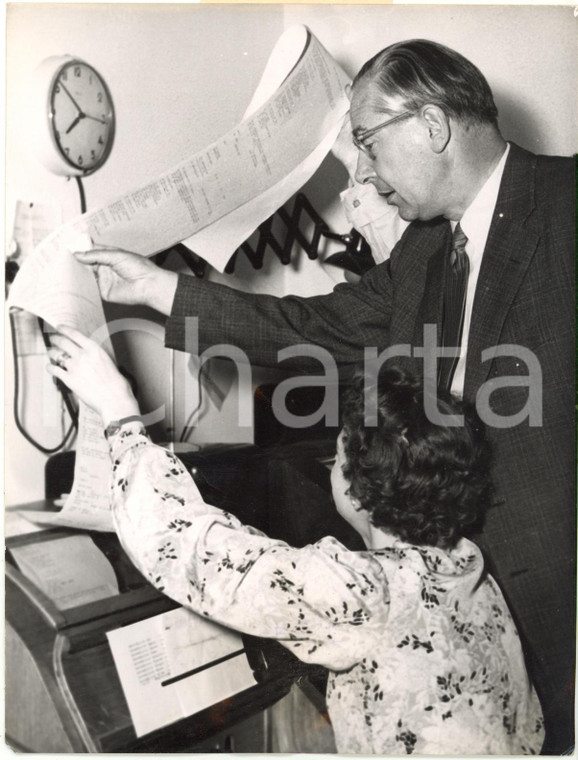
[340,366,492,549]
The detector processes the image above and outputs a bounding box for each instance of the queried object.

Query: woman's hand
[74,247,178,315]
[47,325,140,427]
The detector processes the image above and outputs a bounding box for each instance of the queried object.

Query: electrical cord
[7,175,87,454]
[9,310,77,454]
[179,362,207,443]
[75,175,87,214]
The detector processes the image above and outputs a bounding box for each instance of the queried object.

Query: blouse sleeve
[108,422,389,671]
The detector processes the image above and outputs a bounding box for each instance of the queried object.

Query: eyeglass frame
[352,110,416,154]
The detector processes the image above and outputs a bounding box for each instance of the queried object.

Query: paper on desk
[107,607,256,737]
[9,229,116,533]
[9,534,119,609]
[4,509,51,538]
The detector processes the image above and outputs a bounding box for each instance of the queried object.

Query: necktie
[438,223,470,392]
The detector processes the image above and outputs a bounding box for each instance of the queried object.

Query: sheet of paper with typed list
[9,227,117,532]
[107,607,256,737]
[8,26,349,533]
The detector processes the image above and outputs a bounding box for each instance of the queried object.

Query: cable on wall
[75,176,87,214]
[9,311,77,455]
[179,363,207,443]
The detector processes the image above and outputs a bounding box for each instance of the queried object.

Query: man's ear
[345,82,352,102]
[421,105,451,153]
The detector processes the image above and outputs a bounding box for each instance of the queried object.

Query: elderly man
[78,40,574,752]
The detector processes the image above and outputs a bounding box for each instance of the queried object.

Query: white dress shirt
[449,143,510,397]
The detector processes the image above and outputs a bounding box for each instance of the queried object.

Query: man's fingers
[74,249,125,266]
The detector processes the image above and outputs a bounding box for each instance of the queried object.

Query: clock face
[49,60,114,173]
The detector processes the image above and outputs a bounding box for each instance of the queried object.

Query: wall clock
[31,55,115,177]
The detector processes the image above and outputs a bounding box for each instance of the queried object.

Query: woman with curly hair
[48,327,543,755]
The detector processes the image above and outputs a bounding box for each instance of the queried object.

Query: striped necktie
[438,223,470,392]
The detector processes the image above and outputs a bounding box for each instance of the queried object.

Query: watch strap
[104,415,143,440]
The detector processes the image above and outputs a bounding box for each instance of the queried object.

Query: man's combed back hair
[341,366,492,549]
[354,39,498,126]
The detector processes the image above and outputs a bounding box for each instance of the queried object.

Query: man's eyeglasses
[353,111,416,155]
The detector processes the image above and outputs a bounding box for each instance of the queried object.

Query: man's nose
[354,150,377,185]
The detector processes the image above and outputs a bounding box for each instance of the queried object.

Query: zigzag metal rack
[153,193,374,278]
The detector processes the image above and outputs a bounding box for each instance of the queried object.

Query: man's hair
[340,366,492,549]
[353,39,498,126]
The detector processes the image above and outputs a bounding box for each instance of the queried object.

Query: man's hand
[47,326,140,427]
[75,247,178,316]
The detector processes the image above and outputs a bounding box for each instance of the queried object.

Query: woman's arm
[107,423,389,670]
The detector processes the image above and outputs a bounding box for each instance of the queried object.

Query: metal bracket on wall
[153,193,375,278]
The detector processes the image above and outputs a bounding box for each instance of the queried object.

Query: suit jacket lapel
[464,144,540,398]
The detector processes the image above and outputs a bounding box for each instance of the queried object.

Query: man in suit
[77,39,574,751]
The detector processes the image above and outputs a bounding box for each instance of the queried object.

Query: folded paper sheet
[9,26,349,533]
[10,534,119,609]
[181,25,350,269]
[107,607,257,737]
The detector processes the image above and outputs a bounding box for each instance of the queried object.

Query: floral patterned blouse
[108,423,544,755]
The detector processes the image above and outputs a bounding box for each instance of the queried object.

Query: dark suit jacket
[166,143,575,748]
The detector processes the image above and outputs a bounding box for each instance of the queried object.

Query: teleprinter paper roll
[12,26,350,277]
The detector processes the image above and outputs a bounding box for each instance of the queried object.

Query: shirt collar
[452,143,510,257]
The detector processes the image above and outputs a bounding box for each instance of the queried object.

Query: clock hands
[60,80,108,134]
[59,81,83,113]
[65,111,107,136]
[66,113,84,134]
[84,114,107,125]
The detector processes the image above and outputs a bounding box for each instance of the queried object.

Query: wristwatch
[104,415,143,440]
